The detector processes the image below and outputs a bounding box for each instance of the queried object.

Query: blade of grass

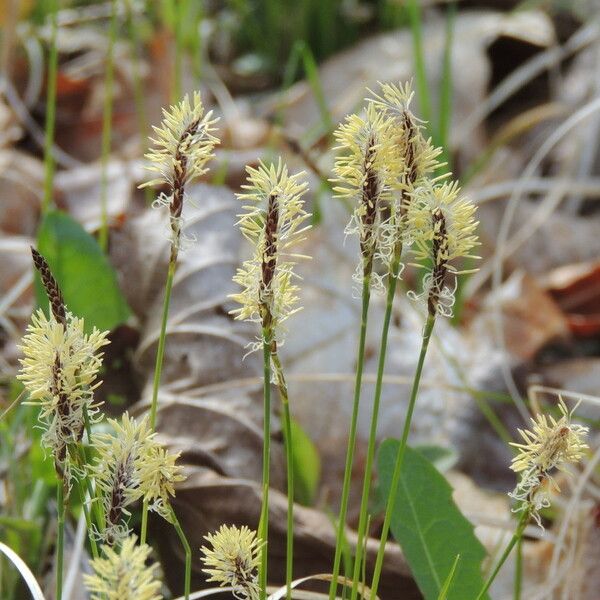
[42,0,59,214]
[98,0,117,251]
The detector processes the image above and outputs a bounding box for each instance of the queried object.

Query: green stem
[149,259,176,430]
[407,0,433,134]
[476,511,529,600]
[350,255,401,600]
[140,498,149,545]
[82,409,105,530]
[55,481,65,600]
[170,507,191,600]
[258,327,272,600]
[126,0,153,205]
[75,478,99,559]
[99,0,117,252]
[328,274,372,600]
[173,0,185,101]
[370,313,436,598]
[514,535,523,600]
[42,0,59,214]
[271,351,294,600]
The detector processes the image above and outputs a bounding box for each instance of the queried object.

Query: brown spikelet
[428,208,449,316]
[260,193,279,342]
[359,134,379,273]
[400,112,417,217]
[31,247,67,326]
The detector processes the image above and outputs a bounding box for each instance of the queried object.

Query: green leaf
[291,418,321,505]
[37,210,130,332]
[414,445,458,472]
[378,440,488,600]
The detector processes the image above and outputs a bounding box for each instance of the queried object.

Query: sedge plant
[18,249,110,600]
[349,82,443,600]
[230,159,311,600]
[475,397,588,599]
[370,177,479,597]
[140,91,219,543]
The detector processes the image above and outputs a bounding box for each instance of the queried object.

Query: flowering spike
[229,158,310,349]
[407,180,479,317]
[508,398,588,526]
[18,309,109,479]
[84,535,162,600]
[31,247,66,326]
[331,102,404,289]
[92,412,186,543]
[200,524,263,600]
[142,92,220,257]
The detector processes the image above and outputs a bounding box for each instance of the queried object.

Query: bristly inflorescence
[18,250,109,480]
[365,82,444,274]
[142,91,220,258]
[200,524,263,600]
[407,180,479,317]
[509,398,588,527]
[332,102,403,289]
[229,159,310,351]
[84,535,162,600]
[92,413,185,544]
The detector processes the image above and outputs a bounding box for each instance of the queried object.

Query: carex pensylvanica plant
[475,397,588,599]
[84,535,162,600]
[18,249,110,600]
[201,524,264,600]
[230,159,311,599]
[140,91,219,544]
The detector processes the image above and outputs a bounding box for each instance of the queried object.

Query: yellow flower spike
[331,102,406,290]
[17,308,109,478]
[84,535,162,600]
[200,524,263,600]
[92,412,186,543]
[509,398,588,526]
[136,443,186,523]
[406,180,479,317]
[92,413,151,543]
[229,158,310,348]
[142,91,220,254]
[367,81,443,183]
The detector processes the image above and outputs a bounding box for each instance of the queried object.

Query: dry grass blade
[0,542,46,600]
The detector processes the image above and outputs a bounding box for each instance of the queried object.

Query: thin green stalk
[170,507,191,600]
[514,535,523,600]
[438,1,455,171]
[149,259,176,430]
[476,511,529,600]
[140,498,149,545]
[55,481,65,600]
[142,258,176,543]
[271,351,294,600]
[173,0,185,101]
[126,0,153,205]
[82,409,105,530]
[370,313,436,598]
[99,0,117,252]
[42,0,59,214]
[407,0,432,132]
[75,478,99,559]
[258,327,272,600]
[350,253,401,600]
[328,274,372,600]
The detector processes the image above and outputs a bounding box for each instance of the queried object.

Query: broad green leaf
[37,210,130,332]
[291,418,321,505]
[378,440,488,600]
[414,445,458,472]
